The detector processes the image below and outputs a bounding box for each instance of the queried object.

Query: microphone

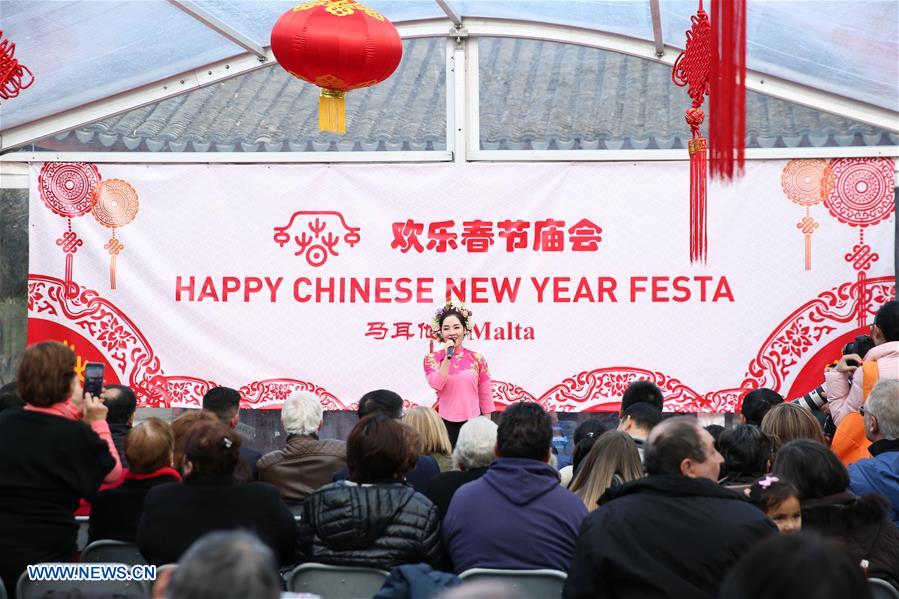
[446,345,454,360]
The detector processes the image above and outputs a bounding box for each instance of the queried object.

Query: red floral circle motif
[824,157,895,227]
[781,159,832,207]
[92,179,139,228]
[38,162,101,218]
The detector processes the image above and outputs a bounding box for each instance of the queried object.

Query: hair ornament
[430,301,474,340]
[222,436,233,449]
[757,474,779,489]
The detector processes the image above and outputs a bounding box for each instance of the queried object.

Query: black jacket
[424,467,487,521]
[108,422,131,468]
[563,475,776,599]
[298,481,443,570]
[332,455,440,494]
[802,491,899,586]
[88,467,181,543]
[137,474,297,566]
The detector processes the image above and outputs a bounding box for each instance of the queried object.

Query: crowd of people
[0,299,897,599]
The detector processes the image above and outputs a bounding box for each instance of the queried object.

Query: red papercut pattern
[92,179,140,290]
[26,274,896,412]
[39,163,103,296]
[274,211,361,267]
[824,158,895,227]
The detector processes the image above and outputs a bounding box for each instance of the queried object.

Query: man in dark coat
[442,402,588,573]
[849,379,899,526]
[563,416,776,599]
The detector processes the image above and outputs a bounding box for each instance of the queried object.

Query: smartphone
[83,362,105,397]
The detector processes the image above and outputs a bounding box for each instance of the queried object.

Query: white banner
[28,160,896,411]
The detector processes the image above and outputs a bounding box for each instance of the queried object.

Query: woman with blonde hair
[568,431,643,511]
[760,403,826,453]
[405,406,454,472]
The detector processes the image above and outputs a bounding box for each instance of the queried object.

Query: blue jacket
[849,438,899,527]
[442,457,588,573]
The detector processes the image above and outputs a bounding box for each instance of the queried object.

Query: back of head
[201,386,241,423]
[404,406,452,455]
[16,341,75,407]
[570,431,643,510]
[741,388,784,426]
[718,532,870,599]
[496,401,552,461]
[125,418,174,475]
[104,384,137,424]
[644,416,705,476]
[347,414,419,483]
[874,300,899,342]
[621,402,664,433]
[620,380,664,413]
[867,379,899,440]
[718,424,772,479]
[357,389,404,420]
[281,391,323,436]
[171,410,219,471]
[771,439,849,501]
[760,403,825,450]
[166,531,280,599]
[453,416,498,470]
[183,420,242,478]
[573,418,607,445]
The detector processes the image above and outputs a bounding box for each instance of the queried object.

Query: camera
[789,334,875,413]
[792,386,827,411]
[843,335,874,360]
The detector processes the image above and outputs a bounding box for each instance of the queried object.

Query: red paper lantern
[271,0,403,134]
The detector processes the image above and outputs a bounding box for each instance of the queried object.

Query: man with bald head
[563,417,775,599]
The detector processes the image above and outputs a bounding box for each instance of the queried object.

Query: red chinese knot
[0,30,34,100]
[271,0,403,134]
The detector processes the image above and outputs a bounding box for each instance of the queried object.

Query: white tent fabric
[1,0,896,137]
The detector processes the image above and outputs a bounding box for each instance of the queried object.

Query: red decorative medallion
[781,159,832,207]
[91,179,140,228]
[38,162,101,218]
[824,158,894,227]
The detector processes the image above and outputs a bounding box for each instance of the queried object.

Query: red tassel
[689,137,708,262]
[672,4,711,264]
[709,0,746,181]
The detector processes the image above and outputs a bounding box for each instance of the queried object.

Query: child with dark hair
[745,475,801,534]
[718,424,772,491]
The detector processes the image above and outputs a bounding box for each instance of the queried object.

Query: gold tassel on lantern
[319,89,347,134]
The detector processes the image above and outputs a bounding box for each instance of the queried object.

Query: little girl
[746,475,802,534]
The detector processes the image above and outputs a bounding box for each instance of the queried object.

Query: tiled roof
[39,38,895,153]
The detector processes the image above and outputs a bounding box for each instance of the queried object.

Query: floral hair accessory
[430,300,474,340]
[222,436,233,449]
[757,475,779,489]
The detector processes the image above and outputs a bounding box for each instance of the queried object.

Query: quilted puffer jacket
[298,480,443,570]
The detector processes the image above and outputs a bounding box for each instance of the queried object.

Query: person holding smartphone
[0,342,121,596]
[423,303,494,447]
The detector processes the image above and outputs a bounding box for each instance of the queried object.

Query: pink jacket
[423,346,494,422]
[826,341,899,426]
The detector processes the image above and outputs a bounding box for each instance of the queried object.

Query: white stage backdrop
[28,160,895,412]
